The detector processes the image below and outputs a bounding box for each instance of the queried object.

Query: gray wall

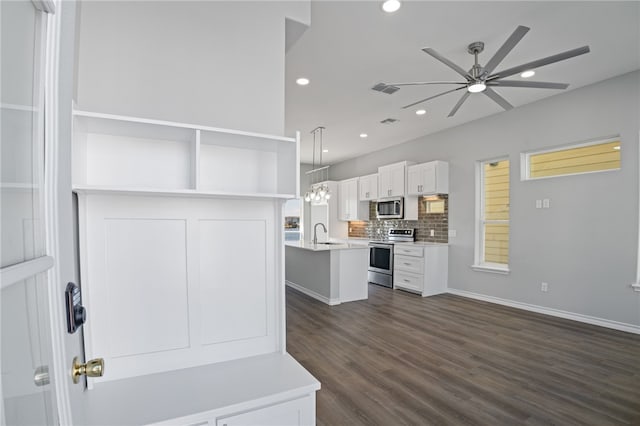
[76,1,309,135]
[330,71,640,326]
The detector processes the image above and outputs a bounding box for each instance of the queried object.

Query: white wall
[330,71,640,327]
[76,1,309,136]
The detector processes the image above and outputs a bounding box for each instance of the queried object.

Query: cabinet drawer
[394,254,424,274]
[394,271,423,293]
[394,245,424,257]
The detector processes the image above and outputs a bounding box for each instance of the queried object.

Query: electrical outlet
[430,229,435,237]
[535,199,542,209]
[541,282,548,292]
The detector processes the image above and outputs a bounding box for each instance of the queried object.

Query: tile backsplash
[348,195,448,243]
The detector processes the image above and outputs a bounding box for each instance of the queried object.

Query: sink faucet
[313,223,327,245]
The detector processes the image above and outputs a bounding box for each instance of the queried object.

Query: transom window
[522,137,620,180]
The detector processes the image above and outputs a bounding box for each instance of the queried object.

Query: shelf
[72,109,299,198]
[72,185,296,200]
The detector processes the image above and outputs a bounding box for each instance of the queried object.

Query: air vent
[371,83,400,95]
[380,118,399,124]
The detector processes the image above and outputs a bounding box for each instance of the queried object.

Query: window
[284,198,302,241]
[474,158,510,273]
[522,137,620,180]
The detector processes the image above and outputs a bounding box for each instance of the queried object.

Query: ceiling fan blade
[402,86,467,109]
[422,47,471,80]
[483,87,513,111]
[488,46,590,80]
[483,25,530,75]
[448,92,471,117]
[389,81,468,86]
[487,80,569,89]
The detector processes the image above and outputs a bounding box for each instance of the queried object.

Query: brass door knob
[72,357,104,384]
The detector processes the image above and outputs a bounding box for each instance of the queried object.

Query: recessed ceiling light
[613,146,621,150]
[520,70,535,78]
[381,0,401,13]
[415,109,426,116]
[467,82,486,93]
[322,149,329,153]
[296,77,310,86]
[360,133,368,138]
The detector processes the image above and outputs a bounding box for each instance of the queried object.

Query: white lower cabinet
[393,244,448,297]
[216,396,313,426]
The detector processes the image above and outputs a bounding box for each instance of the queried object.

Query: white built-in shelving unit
[72,109,318,425]
[72,110,299,199]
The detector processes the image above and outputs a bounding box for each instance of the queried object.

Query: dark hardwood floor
[286,284,640,425]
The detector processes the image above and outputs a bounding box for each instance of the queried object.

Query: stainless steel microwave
[376,197,403,219]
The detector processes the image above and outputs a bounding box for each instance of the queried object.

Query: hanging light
[304,126,332,203]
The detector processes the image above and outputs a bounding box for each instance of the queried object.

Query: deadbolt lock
[72,357,104,384]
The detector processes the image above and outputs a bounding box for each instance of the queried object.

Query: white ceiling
[285,1,640,165]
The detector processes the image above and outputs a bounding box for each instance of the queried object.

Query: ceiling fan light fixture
[382,0,401,13]
[520,70,535,78]
[467,82,486,93]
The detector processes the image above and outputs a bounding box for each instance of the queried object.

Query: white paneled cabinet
[358,173,378,201]
[378,161,413,198]
[338,178,368,221]
[407,161,449,195]
[393,244,448,297]
[73,110,319,425]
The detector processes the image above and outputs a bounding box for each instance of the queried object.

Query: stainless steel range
[368,228,415,288]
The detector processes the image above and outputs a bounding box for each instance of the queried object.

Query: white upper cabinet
[338,177,368,221]
[407,161,449,195]
[358,173,378,201]
[378,161,413,198]
[72,110,300,198]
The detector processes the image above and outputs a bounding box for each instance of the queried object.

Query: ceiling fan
[374,26,590,117]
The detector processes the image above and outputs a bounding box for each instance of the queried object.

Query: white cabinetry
[358,173,378,201]
[407,161,449,195]
[393,244,448,297]
[73,110,319,425]
[378,161,413,198]
[72,110,299,197]
[338,178,369,221]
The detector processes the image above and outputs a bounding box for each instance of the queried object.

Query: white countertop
[395,241,449,246]
[285,240,369,251]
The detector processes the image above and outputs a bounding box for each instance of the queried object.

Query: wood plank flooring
[286,284,640,425]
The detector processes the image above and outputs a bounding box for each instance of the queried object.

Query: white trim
[636,130,640,292]
[43,0,73,422]
[72,185,297,200]
[470,264,510,275]
[447,288,640,335]
[0,256,54,289]
[285,280,341,306]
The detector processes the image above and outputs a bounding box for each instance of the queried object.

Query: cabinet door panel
[217,396,312,426]
[407,166,422,195]
[199,220,267,344]
[421,163,437,194]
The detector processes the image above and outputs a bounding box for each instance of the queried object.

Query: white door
[1,1,59,424]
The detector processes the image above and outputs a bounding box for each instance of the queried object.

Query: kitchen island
[285,241,369,305]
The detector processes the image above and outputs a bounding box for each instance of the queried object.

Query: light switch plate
[535,199,542,209]
[448,230,457,238]
[543,198,550,208]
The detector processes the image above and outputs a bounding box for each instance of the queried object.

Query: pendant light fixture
[303,126,331,203]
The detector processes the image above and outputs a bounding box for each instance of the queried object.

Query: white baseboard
[447,288,640,335]
[286,281,341,306]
